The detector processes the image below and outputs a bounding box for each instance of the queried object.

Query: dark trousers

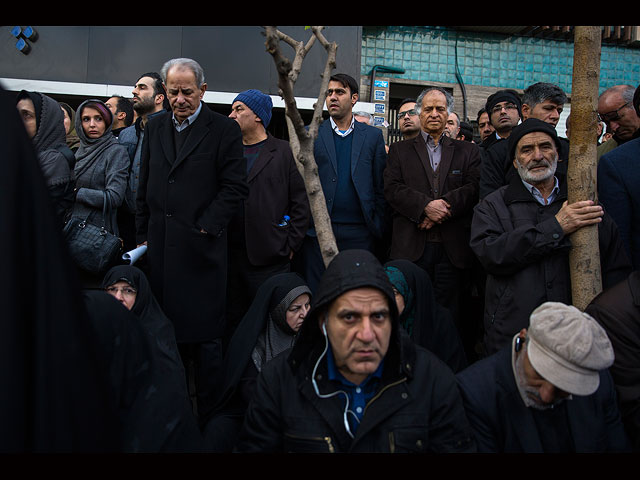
[224,245,291,349]
[297,223,375,294]
[178,339,223,425]
[116,208,138,253]
[414,241,467,339]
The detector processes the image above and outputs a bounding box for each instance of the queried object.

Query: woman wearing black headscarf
[384,259,467,373]
[203,272,311,451]
[101,265,203,452]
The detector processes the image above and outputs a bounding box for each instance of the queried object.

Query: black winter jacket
[235,249,476,453]
[235,333,476,453]
[470,175,631,354]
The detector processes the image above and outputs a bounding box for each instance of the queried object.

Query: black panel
[0,26,90,83]
[87,26,183,86]
[1,26,362,99]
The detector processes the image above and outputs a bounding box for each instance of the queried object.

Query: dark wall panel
[1,26,91,83]
[86,26,183,85]
[1,26,362,98]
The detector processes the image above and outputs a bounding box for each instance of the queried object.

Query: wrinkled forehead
[517,131,557,151]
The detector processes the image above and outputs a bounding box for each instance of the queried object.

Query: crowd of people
[4,55,640,453]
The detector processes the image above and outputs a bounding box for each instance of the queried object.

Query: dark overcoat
[136,104,249,343]
[243,134,310,266]
[383,134,481,268]
[598,137,640,270]
[586,271,640,450]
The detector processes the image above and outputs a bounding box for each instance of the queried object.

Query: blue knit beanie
[233,89,273,127]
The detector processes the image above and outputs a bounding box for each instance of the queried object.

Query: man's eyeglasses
[105,286,137,296]
[490,103,518,115]
[599,102,630,123]
[397,109,417,119]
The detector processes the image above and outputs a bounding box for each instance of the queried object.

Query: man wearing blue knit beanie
[225,89,311,344]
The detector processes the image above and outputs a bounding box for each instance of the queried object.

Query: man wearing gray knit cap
[456,301,631,452]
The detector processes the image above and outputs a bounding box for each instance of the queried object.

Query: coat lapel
[159,116,175,167]
[319,121,338,174]
[247,135,274,182]
[412,136,434,188]
[350,123,366,175]
[437,136,454,194]
[169,105,212,174]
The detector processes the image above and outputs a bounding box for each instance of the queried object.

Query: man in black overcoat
[136,58,249,421]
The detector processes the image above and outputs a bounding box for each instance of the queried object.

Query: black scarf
[384,259,468,373]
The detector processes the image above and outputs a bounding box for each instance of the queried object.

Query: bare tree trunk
[567,26,602,310]
[263,26,338,267]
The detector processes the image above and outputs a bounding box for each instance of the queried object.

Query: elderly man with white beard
[469,118,631,355]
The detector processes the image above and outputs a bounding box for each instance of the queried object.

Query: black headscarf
[203,273,311,451]
[102,265,178,355]
[0,86,121,452]
[384,259,467,373]
[220,273,311,404]
[100,265,203,452]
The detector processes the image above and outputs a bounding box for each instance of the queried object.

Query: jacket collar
[160,103,213,173]
[247,134,274,182]
[502,171,567,206]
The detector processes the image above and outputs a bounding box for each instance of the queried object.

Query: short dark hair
[476,108,488,122]
[399,97,416,109]
[112,95,134,126]
[329,73,359,96]
[137,71,170,110]
[522,82,567,108]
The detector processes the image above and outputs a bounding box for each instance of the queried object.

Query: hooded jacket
[17,90,75,221]
[235,249,476,453]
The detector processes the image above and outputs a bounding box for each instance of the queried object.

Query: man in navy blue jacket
[298,73,388,293]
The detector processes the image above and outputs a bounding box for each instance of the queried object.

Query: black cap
[485,89,522,117]
[507,118,561,161]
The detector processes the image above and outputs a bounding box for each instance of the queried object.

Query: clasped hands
[418,199,451,230]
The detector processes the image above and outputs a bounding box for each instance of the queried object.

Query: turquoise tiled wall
[362,26,640,95]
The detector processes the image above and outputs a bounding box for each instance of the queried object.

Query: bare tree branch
[262,26,339,266]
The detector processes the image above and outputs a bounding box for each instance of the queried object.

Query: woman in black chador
[203,272,311,451]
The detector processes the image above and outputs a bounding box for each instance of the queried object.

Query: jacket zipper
[362,377,407,453]
[285,433,335,453]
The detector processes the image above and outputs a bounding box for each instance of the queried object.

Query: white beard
[515,153,558,185]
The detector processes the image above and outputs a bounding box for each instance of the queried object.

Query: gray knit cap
[527,302,615,396]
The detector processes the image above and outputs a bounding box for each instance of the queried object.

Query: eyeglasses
[397,109,417,119]
[105,286,137,296]
[599,102,630,123]
[490,103,518,115]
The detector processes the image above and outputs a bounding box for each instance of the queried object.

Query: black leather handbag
[64,190,122,274]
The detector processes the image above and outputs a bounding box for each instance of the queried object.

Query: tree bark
[264,26,338,267]
[567,26,602,310]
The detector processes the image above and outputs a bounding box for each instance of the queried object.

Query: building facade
[3,25,640,143]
